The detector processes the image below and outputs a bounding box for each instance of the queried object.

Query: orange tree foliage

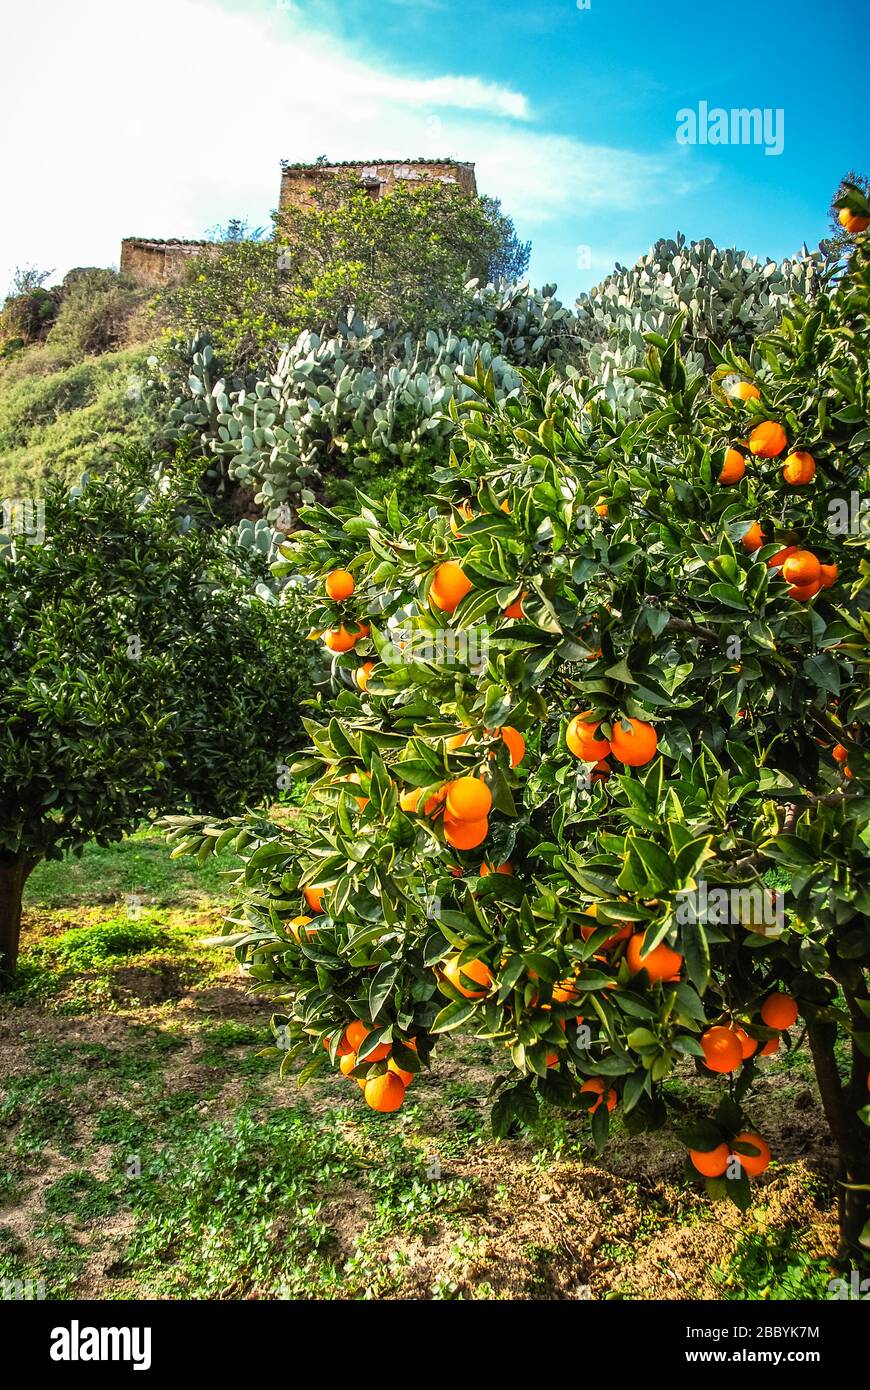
[167,189,870,1262]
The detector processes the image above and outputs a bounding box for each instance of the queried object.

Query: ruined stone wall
[279,159,477,214]
[120,238,223,288]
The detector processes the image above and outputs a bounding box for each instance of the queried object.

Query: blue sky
[2,0,868,303]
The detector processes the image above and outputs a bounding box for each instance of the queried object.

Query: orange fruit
[782,451,816,486]
[749,421,787,458]
[442,955,493,999]
[323,625,360,653]
[760,1036,780,1057]
[595,501,609,517]
[339,1052,358,1078]
[781,550,820,587]
[626,934,683,984]
[760,992,798,1030]
[495,725,526,767]
[445,777,492,821]
[479,861,513,876]
[290,914,317,942]
[840,207,870,234]
[303,886,325,914]
[399,786,422,813]
[364,1072,406,1112]
[345,1020,391,1061]
[388,1057,415,1086]
[787,579,821,602]
[844,766,855,780]
[430,561,473,613]
[566,712,611,761]
[832,743,849,764]
[424,785,448,816]
[444,813,489,849]
[324,1029,355,1058]
[545,1051,560,1068]
[732,1026,758,1060]
[580,1077,617,1112]
[818,562,838,589]
[580,920,632,950]
[689,1142,731,1177]
[610,718,658,767]
[552,978,580,1003]
[325,569,355,600]
[718,448,746,485]
[356,661,375,691]
[503,591,527,619]
[450,501,474,537]
[730,1132,771,1177]
[767,544,797,569]
[740,521,765,551]
[445,730,471,751]
[729,381,760,403]
[700,1026,744,1074]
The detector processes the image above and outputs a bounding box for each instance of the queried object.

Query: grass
[0,830,843,1301]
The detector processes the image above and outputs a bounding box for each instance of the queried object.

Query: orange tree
[167,191,870,1262]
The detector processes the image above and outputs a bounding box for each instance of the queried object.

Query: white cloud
[0,0,707,297]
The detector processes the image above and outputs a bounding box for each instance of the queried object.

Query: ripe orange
[818,562,838,589]
[580,1077,617,1112]
[443,955,493,999]
[450,501,474,537]
[566,712,611,761]
[345,1020,391,1061]
[732,1026,758,1060]
[479,861,513,876]
[788,579,821,602]
[424,785,448,816]
[339,1052,358,1078]
[840,207,870,234]
[545,1051,560,1068]
[832,743,849,764]
[626,934,683,983]
[760,1036,780,1057]
[718,448,746,485]
[552,977,580,1002]
[729,381,761,403]
[303,885,325,914]
[325,569,355,601]
[290,914,317,942]
[782,451,816,486]
[430,561,473,613]
[766,544,797,570]
[444,813,489,849]
[364,1072,406,1112]
[445,730,471,751]
[324,1029,355,1058]
[781,550,821,587]
[399,786,422,813]
[503,591,527,619]
[700,1026,744,1074]
[610,718,658,767]
[595,501,609,517]
[387,1057,415,1086]
[689,1143,731,1177]
[740,521,765,552]
[323,625,360,653]
[760,992,798,1030]
[356,661,375,691]
[445,777,492,821]
[580,919,632,949]
[730,1132,771,1177]
[749,421,787,458]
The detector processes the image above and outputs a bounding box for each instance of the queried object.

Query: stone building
[279,158,477,213]
[120,158,477,288]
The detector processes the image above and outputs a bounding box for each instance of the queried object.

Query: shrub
[168,191,870,1263]
[47,269,149,357]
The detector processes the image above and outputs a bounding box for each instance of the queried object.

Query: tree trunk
[0,851,36,988]
[807,1012,870,1268]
